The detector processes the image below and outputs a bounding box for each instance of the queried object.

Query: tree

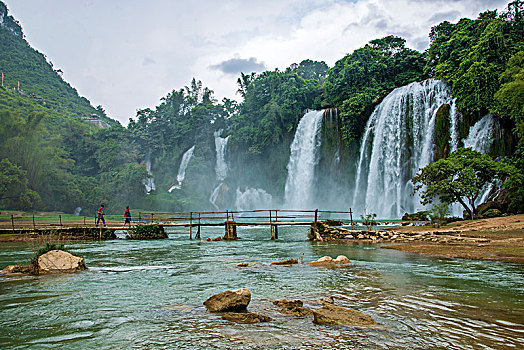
[413,148,516,219]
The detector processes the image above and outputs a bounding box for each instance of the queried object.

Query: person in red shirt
[123,206,131,228]
[96,204,106,227]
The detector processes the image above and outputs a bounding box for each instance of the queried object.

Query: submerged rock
[221,311,272,324]
[1,264,32,274]
[38,250,87,274]
[309,255,351,268]
[271,258,298,265]
[273,299,313,317]
[319,296,335,305]
[236,262,262,267]
[203,288,251,312]
[312,304,376,327]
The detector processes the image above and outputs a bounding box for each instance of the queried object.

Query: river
[1,226,523,349]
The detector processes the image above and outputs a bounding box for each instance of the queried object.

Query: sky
[5,0,511,125]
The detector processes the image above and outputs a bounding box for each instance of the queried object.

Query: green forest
[0,1,523,216]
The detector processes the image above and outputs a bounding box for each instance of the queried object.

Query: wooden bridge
[0,209,362,240]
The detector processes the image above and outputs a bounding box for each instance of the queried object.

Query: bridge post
[33,214,36,230]
[349,208,353,228]
[11,215,14,232]
[196,213,201,239]
[189,212,193,239]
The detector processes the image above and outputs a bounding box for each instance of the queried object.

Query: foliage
[324,36,426,143]
[412,148,517,219]
[360,212,377,231]
[127,224,167,240]
[429,203,451,227]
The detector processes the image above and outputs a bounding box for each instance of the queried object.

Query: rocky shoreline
[309,215,524,264]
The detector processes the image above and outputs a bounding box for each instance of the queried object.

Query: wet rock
[312,304,376,327]
[221,312,272,324]
[1,264,32,274]
[320,296,334,305]
[272,299,313,317]
[204,288,251,312]
[325,219,343,226]
[236,262,262,267]
[38,250,87,274]
[309,255,351,268]
[271,259,298,265]
[206,236,222,242]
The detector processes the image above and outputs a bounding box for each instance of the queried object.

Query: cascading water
[168,145,195,192]
[284,110,324,209]
[142,153,156,194]
[209,130,230,209]
[214,130,230,182]
[351,79,455,219]
[463,114,499,154]
[235,187,273,211]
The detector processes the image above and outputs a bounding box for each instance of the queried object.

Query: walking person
[123,206,132,229]
[96,204,106,227]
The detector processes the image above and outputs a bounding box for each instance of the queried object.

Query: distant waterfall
[351,79,455,218]
[209,130,230,209]
[168,145,195,192]
[284,110,324,209]
[463,114,498,154]
[235,187,273,211]
[142,153,156,193]
[214,130,230,181]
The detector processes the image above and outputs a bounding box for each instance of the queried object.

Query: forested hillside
[0,1,522,216]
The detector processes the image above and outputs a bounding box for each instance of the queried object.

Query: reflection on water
[0,226,523,349]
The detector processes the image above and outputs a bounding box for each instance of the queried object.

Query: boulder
[38,250,87,274]
[272,299,313,317]
[312,304,376,327]
[203,288,251,312]
[236,262,262,267]
[271,259,298,265]
[221,312,272,324]
[309,255,351,268]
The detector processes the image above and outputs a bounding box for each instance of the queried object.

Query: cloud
[143,57,156,66]
[209,56,267,75]
[428,10,461,23]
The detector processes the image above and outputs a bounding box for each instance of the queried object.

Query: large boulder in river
[309,255,351,268]
[203,288,251,312]
[312,304,376,327]
[38,250,87,274]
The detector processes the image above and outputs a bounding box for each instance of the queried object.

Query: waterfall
[284,110,324,209]
[351,79,454,219]
[209,130,230,209]
[235,187,273,211]
[449,98,461,152]
[168,145,195,192]
[214,130,230,181]
[142,153,156,193]
[463,114,498,154]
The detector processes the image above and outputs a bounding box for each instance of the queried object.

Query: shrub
[127,224,167,240]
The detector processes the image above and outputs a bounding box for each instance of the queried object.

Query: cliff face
[0,2,23,37]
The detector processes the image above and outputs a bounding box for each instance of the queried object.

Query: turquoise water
[1,226,523,349]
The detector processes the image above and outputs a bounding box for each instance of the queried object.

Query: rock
[320,296,334,305]
[1,264,32,274]
[482,209,502,218]
[309,255,351,268]
[271,259,298,265]
[273,299,313,317]
[204,288,251,312]
[38,250,87,274]
[236,262,262,267]
[221,312,272,324]
[206,236,222,241]
[312,304,376,327]
[325,219,343,226]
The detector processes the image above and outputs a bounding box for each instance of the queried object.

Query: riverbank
[383,214,524,264]
[311,214,524,264]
